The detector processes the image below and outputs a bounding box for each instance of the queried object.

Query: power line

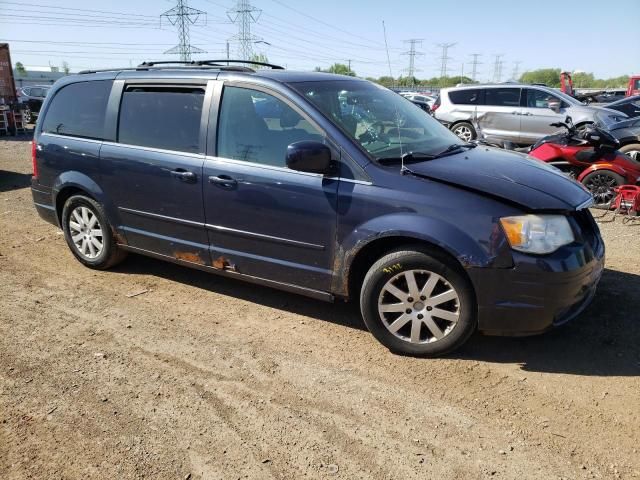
[0,1,158,18]
[402,39,424,79]
[267,0,386,47]
[437,42,456,79]
[227,0,261,60]
[469,53,482,82]
[161,0,207,61]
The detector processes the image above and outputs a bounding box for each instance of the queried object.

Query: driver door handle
[208,175,237,188]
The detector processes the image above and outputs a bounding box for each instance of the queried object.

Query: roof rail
[78,59,284,75]
[139,59,285,70]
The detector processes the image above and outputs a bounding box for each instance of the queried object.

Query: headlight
[500,215,574,254]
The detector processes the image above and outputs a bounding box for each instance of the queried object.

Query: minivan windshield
[290,80,462,161]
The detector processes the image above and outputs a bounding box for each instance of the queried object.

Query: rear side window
[118,86,204,153]
[485,88,521,107]
[42,80,112,139]
[448,89,482,105]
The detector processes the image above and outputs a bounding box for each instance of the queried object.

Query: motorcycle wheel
[581,170,625,208]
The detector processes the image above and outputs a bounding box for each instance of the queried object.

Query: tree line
[315,63,632,89]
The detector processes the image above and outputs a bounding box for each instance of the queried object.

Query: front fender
[577,163,629,183]
[333,212,511,297]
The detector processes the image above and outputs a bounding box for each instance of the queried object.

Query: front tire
[62,195,127,269]
[451,122,476,142]
[581,170,626,208]
[360,248,477,357]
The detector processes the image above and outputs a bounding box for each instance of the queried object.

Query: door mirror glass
[548,100,561,113]
[286,141,331,174]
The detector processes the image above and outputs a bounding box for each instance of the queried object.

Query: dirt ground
[0,133,638,480]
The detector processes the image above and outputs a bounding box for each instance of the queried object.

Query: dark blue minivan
[30,62,604,356]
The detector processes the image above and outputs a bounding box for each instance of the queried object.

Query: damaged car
[31,62,604,356]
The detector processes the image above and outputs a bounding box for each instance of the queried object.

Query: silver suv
[434,84,627,144]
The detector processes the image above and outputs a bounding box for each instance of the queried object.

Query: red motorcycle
[498,117,640,207]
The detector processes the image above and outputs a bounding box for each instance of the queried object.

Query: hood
[591,105,629,121]
[406,147,592,210]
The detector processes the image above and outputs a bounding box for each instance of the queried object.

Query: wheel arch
[335,213,503,300]
[345,235,471,301]
[577,163,629,183]
[52,171,117,226]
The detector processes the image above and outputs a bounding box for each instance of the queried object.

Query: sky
[1,0,638,81]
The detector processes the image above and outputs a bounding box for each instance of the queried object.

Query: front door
[203,84,339,292]
[99,83,210,264]
[519,88,567,144]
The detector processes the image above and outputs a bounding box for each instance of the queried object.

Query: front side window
[485,88,521,107]
[526,89,559,109]
[217,86,323,167]
[448,89,482,105]
[118,86,204,153]
[41,80,112,139]
[291,80,461,161]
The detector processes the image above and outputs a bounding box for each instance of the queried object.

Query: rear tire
[360,248,477,357]
[61,195,127,269]
[451,122,476,142]
[581,170,625,208]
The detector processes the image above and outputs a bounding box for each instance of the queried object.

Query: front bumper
[468,215,605,336]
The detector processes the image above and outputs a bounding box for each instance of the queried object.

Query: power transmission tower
[469,53,482,82]
[492,54,504,83]
[401,39,424,80]
[161,0,206,61]
[227,0,262,60]
[511,61,522,80]
[437,42,456,79]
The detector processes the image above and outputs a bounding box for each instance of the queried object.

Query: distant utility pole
[469,53,482,82]
[161,0,206,61]
[511,61,522,80]
[227,0,262,60]
[492,54,504,83]
[437,42,456,79]
[402,39,424,80]
[346,59,352,72]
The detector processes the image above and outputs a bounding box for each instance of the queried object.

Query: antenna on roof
[382,21,406,173]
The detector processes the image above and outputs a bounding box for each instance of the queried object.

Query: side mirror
[548,100,561,113]
[286,141,332,174]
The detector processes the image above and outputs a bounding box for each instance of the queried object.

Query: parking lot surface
[1,136,639,479]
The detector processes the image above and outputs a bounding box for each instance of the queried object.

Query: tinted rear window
[118,86,204,153]
[485,88,521,107]
[448,89,482,105]
[42,80,112,139]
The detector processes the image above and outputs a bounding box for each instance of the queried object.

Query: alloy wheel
[68,206,104,259]
[453,125,473,142]
[584,173,618,206]
[377,269,460,344]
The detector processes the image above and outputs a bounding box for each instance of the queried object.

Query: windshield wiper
[431,143,476,157]
[377,151,438,164]
[377,144,476,164]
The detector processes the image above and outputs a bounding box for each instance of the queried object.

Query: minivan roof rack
[78,59,285,75]
[139,59,285,69]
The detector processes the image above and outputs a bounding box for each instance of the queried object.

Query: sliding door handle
[170,169,197,182]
